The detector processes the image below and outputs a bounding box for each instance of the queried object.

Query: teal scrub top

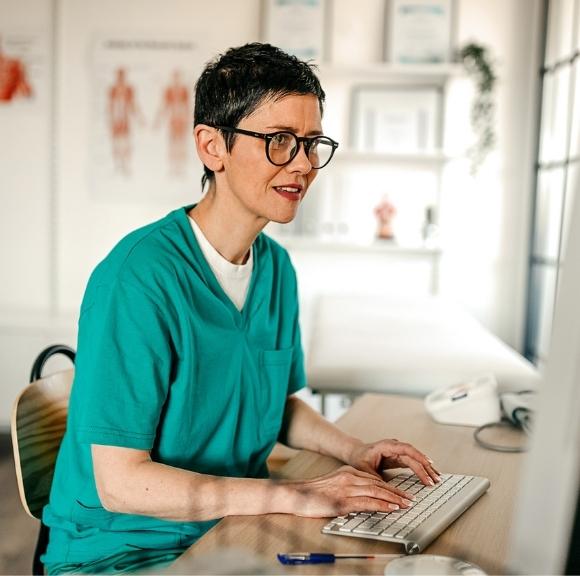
[42,205,306,573]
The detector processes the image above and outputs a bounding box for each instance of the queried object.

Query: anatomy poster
[91,35,207,201]
[0,32,45,107]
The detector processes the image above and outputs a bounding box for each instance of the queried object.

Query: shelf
[270,235,441,256]
[333,149,452,167]
[318,62,463,85]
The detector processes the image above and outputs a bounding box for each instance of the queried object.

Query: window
[525,0,580,365]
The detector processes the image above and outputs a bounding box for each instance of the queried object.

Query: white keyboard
[322,472,490,554]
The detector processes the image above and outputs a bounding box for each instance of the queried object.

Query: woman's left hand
[346,439,441,486]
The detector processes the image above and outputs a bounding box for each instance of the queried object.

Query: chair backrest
[11,368,73,519]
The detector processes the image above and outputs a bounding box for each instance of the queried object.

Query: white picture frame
[350,85,442,153]
[262,0,327,62]
[386,0,453,64]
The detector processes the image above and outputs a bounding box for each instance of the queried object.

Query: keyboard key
[353,519,383,535]
[332,516,348,525]
[407,485,423,495]
[373,519,395,531]
[323,523,335,530]
[415,488,432,500]
[355,518,380,529]
[387,478,405,487]
[382,523,406,537]
[388,510,405,517]
[339,517,366,532]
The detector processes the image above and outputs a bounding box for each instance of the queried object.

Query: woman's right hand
[280,465,415,518]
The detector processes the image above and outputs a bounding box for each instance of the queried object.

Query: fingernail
[435,475,441,483]
[403,498,413,506]
[389,504,400,511]
[427,479,435,486]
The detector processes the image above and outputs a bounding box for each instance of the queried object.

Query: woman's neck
[188,189,266,265]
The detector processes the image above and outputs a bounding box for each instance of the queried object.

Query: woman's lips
[274,185,303,201]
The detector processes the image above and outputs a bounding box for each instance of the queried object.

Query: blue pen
[277,552,400,565]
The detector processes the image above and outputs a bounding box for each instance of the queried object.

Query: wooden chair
[11,345,75,575]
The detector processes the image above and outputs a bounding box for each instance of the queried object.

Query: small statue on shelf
[374,196,397,241]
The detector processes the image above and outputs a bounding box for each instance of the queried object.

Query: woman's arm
[92,443,413,521]
[278,396,363,463]
[92,444,287,521]
[278,396,440,486]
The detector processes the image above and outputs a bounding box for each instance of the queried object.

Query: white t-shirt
[188,216,253,311]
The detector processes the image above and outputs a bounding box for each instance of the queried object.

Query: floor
[0,435,37,575]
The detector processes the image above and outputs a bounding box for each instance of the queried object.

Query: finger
[345,469,417,503]
[349,473,416,502]
[424,462,442,482]
[387,444,441,483]
[419,460,441,483]
[372,481,416,506]
[419,455,442,477]
[425,456,442,474]
[346,482,414,508]
[344,496,403,514]
[393,442,436,470]
[399,456,438,486]
[382,482,416,501]
[343,466,389,484]
[402,457,440,484]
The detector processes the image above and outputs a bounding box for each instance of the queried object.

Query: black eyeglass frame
[213,125,339,169]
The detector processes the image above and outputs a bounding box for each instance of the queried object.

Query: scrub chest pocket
[259,347,293,439]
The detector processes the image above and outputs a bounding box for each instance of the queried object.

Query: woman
[42,43,440,574]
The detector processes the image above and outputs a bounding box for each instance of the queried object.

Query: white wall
[0,0,542,428]
[0,0,53,313]
[439,0,543,349]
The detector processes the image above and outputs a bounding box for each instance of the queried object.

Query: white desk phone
[424,374,536,429]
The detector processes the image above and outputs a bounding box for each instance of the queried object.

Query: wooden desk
[172,394,525,575]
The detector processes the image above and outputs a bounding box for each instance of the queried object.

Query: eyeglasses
[214,125,339,169]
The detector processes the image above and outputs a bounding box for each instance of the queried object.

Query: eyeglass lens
[268,132,335,168]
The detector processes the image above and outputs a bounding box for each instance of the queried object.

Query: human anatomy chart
[91,36,206,201]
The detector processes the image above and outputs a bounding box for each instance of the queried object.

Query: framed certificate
[262,0,327,62]
[350,85,442,153]
[386,0,454,64]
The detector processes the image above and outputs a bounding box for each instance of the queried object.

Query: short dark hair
[194,42,326,190]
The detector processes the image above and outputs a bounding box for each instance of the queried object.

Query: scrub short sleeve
[73,279,174,450]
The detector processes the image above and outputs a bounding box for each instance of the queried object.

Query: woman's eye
[271,133,290,147]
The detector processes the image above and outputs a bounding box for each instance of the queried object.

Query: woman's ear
[194,125,225,174]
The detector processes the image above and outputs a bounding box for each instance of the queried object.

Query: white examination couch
[305,295,541,413]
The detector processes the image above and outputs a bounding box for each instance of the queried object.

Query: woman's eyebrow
[265,125,324,136]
